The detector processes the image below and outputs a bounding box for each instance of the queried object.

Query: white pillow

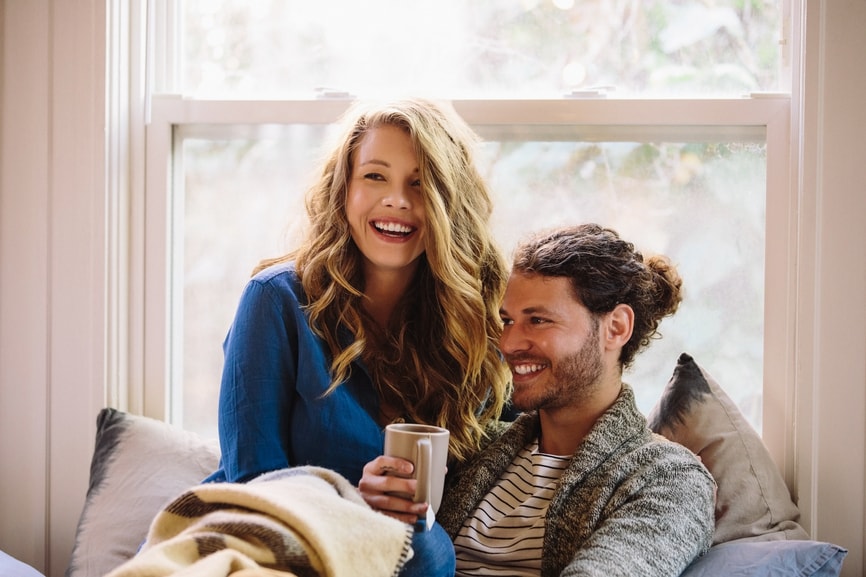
[1,550,46,577]
[65,408,220,577]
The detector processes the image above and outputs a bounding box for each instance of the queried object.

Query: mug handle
[414,438,433,505]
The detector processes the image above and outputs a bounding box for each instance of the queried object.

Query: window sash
[137,95,792,457]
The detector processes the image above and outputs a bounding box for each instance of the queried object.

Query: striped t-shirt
[453,440,570,576]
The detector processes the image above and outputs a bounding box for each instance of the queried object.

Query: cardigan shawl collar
[438,384,657,576]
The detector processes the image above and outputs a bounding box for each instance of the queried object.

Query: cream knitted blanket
[105,466,414,577]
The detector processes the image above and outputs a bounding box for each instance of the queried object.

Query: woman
[205,98,512,575]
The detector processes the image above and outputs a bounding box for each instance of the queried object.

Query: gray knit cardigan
[437,384,716,577]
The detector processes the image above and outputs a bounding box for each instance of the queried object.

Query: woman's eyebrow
[357,158,390,168]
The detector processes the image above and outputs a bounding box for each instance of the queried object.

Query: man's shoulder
[645,430,699,458]
[634,431,716,486]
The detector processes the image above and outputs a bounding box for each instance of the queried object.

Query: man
[435,224,715,576]
[361,224,715,576]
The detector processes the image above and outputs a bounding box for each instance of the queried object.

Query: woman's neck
[361,265,417,328]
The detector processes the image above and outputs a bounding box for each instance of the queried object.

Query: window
[182,0,783,98]
[133,1,790,440]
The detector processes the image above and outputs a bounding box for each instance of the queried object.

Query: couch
[1,353,848,577]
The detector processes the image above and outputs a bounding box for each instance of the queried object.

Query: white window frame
[119,0,801,492]
[139,96,792,451]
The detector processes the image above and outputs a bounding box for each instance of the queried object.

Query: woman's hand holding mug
[358,423,449,531]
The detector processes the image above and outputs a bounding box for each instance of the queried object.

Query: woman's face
[346,124,427,280]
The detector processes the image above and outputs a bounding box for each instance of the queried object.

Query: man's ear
[603,303,634,350]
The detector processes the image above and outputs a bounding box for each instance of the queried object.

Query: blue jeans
[400,522,455,577]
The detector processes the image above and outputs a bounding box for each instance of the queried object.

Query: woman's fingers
[359,455,428,523]
[362,455,413,477]
[362,495,428,525]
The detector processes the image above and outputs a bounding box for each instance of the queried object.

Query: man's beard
[513,324,604,412]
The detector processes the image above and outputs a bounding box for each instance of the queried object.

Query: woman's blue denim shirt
[204,262,384,485]
[203,262,458,576]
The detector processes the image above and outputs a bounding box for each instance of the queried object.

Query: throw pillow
[65,408,220,577]
[647,352,809,544]
[0,550,46,577]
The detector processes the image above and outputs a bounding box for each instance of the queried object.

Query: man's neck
[537,381,623,456]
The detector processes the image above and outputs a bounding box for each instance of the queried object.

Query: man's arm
[553,450,716,577]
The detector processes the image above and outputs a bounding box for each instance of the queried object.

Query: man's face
[499,271,604,412]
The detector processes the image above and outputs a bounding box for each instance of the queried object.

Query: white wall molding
[0,1,107,575]
[795,2,866,575]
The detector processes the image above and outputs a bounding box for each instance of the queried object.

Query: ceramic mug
[383,423,450,514]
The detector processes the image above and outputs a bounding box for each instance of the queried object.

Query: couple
[183,99,715,576]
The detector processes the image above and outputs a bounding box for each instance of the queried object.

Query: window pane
[183,1,783,98]
[177,125,765,438]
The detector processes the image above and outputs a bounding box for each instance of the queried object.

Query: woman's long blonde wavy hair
[254,98,511,462]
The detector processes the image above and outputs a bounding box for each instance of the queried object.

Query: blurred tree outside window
[183,0,781,98]
[173,1,781,438]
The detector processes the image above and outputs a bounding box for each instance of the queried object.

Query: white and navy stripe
[454,440,569,576]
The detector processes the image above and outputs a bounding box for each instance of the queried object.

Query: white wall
[0,1,863,577]
[0,1,106,576]
[796,2,866,573]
